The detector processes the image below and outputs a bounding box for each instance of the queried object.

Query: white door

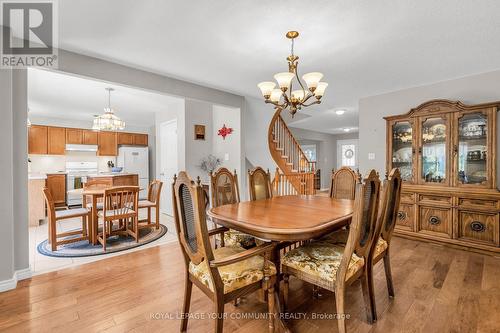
[337,139,358,170]
[160,119,178,216]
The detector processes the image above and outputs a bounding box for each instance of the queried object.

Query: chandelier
[92,87,125,131]
[257,31,328,117]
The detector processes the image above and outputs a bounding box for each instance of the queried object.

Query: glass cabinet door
[420,117,448,184]
[391,121,413,182]
[456,112,488,186]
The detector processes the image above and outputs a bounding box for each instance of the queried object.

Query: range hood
[65,144,98,152]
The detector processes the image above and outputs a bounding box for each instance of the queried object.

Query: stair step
[286,163,294,166]
[276,148,284,151]
[281,155,288,159]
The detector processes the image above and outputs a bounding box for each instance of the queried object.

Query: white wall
[359,70,500,177]
[212,105,241,176]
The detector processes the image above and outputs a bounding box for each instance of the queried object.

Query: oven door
[67,175,87,206]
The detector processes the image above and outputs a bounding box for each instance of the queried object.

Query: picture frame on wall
[194,125,205,140]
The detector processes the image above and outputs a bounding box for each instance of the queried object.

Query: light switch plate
[368,153,375,160]
[224,153,229,161]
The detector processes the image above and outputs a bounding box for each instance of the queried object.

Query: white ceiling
[28,68,177,127]
[48,1,500,133]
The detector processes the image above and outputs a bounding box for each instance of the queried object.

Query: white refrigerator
[117,146,149,199]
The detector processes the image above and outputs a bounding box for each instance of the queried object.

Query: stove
[66,161,98,206]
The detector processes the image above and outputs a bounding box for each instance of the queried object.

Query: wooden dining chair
[137,180,163,230]
[42,187,91,251]
[97,186,139,251]
[281,170,381,333]
[248,167,273,201]
[329,166,359,200]
[173,172,277,333]
[83,178,110,211]
[210,168,257,249]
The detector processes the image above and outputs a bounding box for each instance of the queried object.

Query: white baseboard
[0,266,32,293]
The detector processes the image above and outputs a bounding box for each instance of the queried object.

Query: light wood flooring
[1,237,500,332]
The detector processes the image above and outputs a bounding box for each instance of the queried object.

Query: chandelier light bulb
[314,82,328,97]
[274,72,295,90]
[302,72,323,91]
[291,90,308,101]
[270,89,283,103]
[257,81,276,99]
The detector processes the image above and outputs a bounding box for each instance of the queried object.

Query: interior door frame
[160,119,178,216]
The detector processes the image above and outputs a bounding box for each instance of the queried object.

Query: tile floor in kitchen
[29,210,178,275]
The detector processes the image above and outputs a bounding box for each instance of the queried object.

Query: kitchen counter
[86,172,137,178]
[28,171,66,180]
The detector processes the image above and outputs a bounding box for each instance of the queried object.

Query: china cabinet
[385,100,500,253]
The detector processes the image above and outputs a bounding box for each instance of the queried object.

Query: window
[301,144,317,162]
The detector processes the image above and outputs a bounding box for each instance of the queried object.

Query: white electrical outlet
[224,153,229,161]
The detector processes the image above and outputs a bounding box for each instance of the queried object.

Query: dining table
[208,194,354,332]
[82,186,142,245]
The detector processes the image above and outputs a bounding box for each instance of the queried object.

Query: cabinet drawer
[418,206,452,238]
[396,203,414,231]
[458,211,499,246]
[458,198,498,210]
[418,194,452,205]
[400,192,415,204]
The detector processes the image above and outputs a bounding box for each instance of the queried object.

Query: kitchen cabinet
[98,131,118,156]
[66,128,83,144]
[28,178,46,226]
[118,132,148,146]
[87,174,138,187]
[118,132,134,145]
[28,125,48,154]
[47,127,66,155]
[83,130,98,145]
[133,133,148,146]
[46,174,66,207]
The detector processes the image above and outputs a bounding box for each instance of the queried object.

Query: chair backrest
[102,186,139,218]
[172,172,224,289]
[329,167,358,200]
[42,187,56,221]
[147,180,163,205]
[375,168,402,246]
[83,178,110,203]
[210,167,240,208]
[337,170,381,283]
[248,167,273,201]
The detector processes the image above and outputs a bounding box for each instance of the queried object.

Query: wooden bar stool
[137,180,163,230]
[42,187,91,251]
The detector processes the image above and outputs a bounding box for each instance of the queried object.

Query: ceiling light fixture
[257,31,328,117]
[343,128,351,132]
[335,110,345,115]
[92,88,125,131]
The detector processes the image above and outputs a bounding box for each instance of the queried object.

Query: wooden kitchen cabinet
[28,125,48,154]
[87,174,138,187]
[83,130,98,145]
[66,128,83,144]
[46,174,66,207]
[47,127,66,155]
[98,131,118,156]
[133,133,148,146]
[118,132,134,145]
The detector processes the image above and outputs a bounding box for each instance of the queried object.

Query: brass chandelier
[257,31,328,116]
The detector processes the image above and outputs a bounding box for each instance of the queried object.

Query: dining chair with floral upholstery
[210,167,257,249]
[281,170,381,333]
[173,172,277,333]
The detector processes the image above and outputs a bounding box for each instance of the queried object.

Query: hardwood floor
[1,237,500,332]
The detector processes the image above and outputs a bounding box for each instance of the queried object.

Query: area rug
[37,224,168,258]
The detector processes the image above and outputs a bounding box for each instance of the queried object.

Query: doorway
[160,119,178,216]
[337,139,359,170]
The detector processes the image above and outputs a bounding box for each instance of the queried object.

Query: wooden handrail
[268,107,316,194]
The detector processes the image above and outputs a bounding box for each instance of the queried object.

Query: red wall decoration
[217,124,233,140]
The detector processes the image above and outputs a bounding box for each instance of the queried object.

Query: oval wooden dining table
[208,195,354,332]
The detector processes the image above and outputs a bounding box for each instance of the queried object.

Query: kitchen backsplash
[29,152,117,173]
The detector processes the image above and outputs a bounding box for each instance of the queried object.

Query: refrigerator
[117,146,149,199]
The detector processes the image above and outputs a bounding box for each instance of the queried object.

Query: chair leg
[335,286,347,333]
[155,206,160,229]
[50,219,57,251]
[102,221,107,252]
[361,269,376,324]
[383,251,395,298]
[267,284,275,333]
[180,274,193,333]
[214,296,225,333]
[147,207,151,226]
[282,273,289,313]
[135,216,139,242]
[82,216,87,237]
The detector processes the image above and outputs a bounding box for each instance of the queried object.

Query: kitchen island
[87,173,139,186]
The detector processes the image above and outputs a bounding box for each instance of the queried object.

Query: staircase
[268,108,316,195]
